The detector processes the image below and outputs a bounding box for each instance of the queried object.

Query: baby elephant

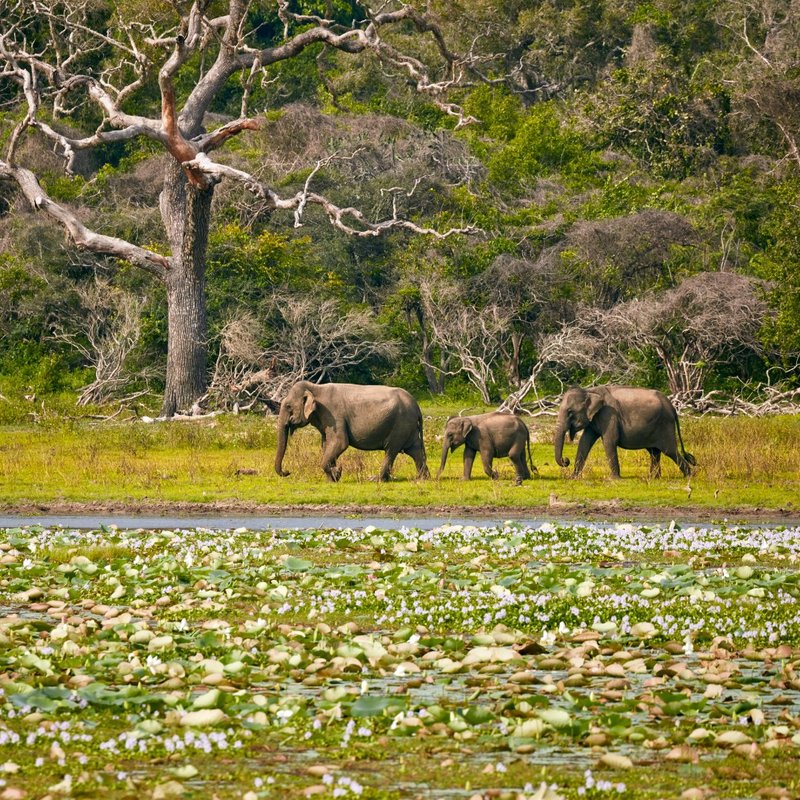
[437,412,536,485]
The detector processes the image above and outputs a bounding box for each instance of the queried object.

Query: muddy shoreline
[2,499,798,524]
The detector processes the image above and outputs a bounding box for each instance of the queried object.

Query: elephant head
[437,416,474,477]
[275,382,317,477]
[554,387,604,468]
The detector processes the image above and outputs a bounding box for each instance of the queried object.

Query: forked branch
[183,152,476,239]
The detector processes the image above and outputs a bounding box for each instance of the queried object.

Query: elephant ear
[302,390,317,420]
[462,419,474,435]
[586,391,605,421]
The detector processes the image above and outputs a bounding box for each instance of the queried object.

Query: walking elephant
[437,412,536,485]
[274,381,430,482]
[554,385,696,478]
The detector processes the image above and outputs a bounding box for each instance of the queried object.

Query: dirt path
[2,499,798,524]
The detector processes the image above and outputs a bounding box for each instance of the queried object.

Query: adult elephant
[437,412,536,485]
[274,381,430,482]
[554,385,696,478]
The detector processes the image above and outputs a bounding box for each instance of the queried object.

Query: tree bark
[505,330,522,389]
[412,305,446,395]
[160,161,214,417]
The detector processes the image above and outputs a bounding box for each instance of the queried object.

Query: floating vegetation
[0,521,799,798]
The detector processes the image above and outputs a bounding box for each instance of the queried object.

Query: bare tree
[558,211,698,307]
[508,272,771,407]
[500,327,601,412]
[419,279,512,404]
[208,297,398,410]
[473,253,571,388]
[53,280,148,406]
[0,0,477,416]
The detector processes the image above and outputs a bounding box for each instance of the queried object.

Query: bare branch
[206,299,398,411]
[231,4,478,128]
[418,279,512,404]
[507,272,772,409]
[183,152,476,239]
[52,279,150,406]
[0,160,170,278]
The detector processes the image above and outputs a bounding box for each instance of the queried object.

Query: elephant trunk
[274,409,291,477]
[436,438,450,478]
[554,417,571,468]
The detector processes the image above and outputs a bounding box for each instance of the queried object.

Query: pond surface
[0,511,744,531]
[0,513,553,531]
[2,519,799,799]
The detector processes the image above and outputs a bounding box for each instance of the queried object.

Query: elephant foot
[325,466,342,482]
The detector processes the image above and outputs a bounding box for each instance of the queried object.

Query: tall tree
[0,0,474,415]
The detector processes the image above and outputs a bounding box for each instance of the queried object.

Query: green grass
[0,407,798,513]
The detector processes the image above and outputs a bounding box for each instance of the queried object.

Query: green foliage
[463,85,521,147]
[41,173,87,202]
[0,252,75,383]
[574,175,660,221]
[750,177,800,359]
[466,99,605,195]
[206,224,320,328]
[2,0,800,411]
[584,61,732,179]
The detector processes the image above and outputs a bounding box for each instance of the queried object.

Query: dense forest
[1,0,799,418]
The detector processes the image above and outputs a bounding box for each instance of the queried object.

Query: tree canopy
[1,0,798,417]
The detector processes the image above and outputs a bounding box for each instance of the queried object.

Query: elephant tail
[526,427,538,475]
[674,411,697,469]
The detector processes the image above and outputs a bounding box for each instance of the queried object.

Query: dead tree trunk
[504,330,523,389]
[160,161,214,417]
[406,303,446,394]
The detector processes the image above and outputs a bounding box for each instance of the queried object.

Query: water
[0,511,756,532]
[0,513,553,531]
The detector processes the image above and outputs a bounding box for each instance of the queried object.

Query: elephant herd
[274,380,696,484]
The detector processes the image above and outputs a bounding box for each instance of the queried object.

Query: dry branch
[51,280,150,406]
[0,161,170,277]
[205,298,399,412]
[184,152,476,238]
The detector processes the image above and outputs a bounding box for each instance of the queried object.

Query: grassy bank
[1,407,799,514]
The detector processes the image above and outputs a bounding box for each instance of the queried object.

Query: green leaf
[351,695,407,717]
[283,557,313,572]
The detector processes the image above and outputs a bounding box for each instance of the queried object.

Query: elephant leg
[321,438,348,482]
[601,432,621,478]
[572,428,599,477]
[648,448,662,479]
[378,449,399,482]
[510,454,528,485]
[480,447,498,480]
[404,442,430,480]
[662,444,692,477]
[509,443,530,484]
[462,446,476,480]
